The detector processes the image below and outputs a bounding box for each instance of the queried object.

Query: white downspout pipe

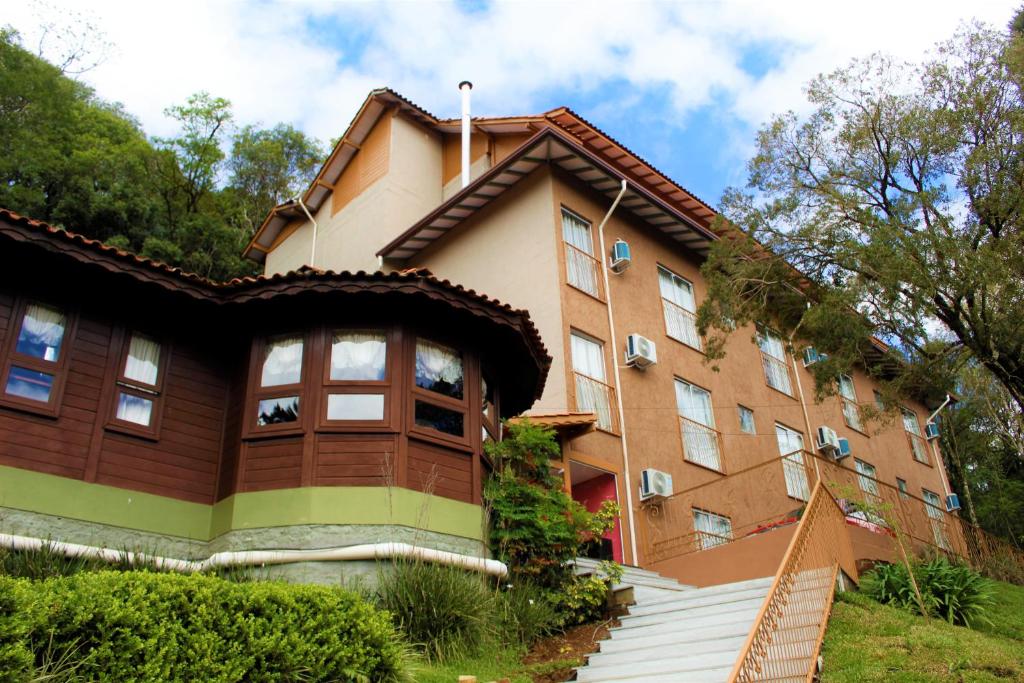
[927,394,954,497]
[294,195,319,269]
[459,81,473,189]
[0,534,508,577]
[596,179,640,565]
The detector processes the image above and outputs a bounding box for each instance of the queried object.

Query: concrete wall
[651,525,796,587]
[409,168,568,413]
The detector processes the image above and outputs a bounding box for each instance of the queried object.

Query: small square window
[116,392,154,426]
[5,366,54,403]
[257,396,300,426]
[326,393,384,421]
[738,405,755,434]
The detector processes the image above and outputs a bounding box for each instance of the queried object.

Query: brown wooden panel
[313,434,396,486]
[241,438,303,491]
[406,439,475,503]
[95,472,211,504]
[100,435,219,476]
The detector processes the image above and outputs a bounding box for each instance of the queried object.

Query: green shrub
[861,557,993,627]
[494,580,562,647]
[375,559,495,663]
[0,571,412,682]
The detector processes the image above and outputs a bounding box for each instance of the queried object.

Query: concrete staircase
[572,558,773,682]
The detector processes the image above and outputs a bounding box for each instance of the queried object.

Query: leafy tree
[697,23,1024,411]
[226,124,325,235]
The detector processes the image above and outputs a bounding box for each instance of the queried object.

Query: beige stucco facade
[257,104,955,571]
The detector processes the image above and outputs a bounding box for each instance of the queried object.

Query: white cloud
[5,0,1018,166]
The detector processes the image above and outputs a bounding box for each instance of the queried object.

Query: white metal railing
[680,415,723,471]
[564,243,601,298]
[574,372,615,431]
[760,352,792,395]
[908,432,930,464]
[842,397,862,431]
[662,299,702,349]
[782,450,810,501]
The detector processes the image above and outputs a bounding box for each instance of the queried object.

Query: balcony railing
[680,415,723,471]
[782,450,810,501]
[694,529,732,551]
[574,372,616,432]
[564,242,601,298]
[760,352,792,395]
[907,431,930,464]
[662,299,702,350]
[841,397,862,431]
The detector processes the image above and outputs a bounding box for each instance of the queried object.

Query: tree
[226,124,324,235]
[697,23,1024,411]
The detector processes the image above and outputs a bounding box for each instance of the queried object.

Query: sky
[6,0,1019,209]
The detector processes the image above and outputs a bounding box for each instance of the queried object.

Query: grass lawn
[820,581,1024,682]
[414,643,583,683]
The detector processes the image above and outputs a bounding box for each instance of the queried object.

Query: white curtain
[562,210,593,254]
[902,408,922,435]
[415,340,463,391]
[855,459,880,498]
[261,336,303,387]
[18,303,67,361]
[758,329,785,360]
[675,380,713,426]
[676,380,720,469]
[571,334,605,380]
[331,331,386,381]
[658,268,695,310]
[776,424,809,500]
[693,510,732,550]
[125,335,161,386]
[117,392,153,426]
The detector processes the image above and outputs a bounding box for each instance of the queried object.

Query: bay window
[411,338,468,440]
[251,334,304,431]
[323,330,389,424]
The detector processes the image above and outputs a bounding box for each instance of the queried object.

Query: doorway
[569,460,623,563]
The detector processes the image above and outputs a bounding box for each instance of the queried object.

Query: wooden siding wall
[0,291,482,508]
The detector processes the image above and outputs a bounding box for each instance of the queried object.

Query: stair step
[576,649,737,681]
[599,619,754,653]
[619,596,767,629]
[611,607,761,640]
[588,633,747,668]
[626,585,771,617]
[641,575,772,603]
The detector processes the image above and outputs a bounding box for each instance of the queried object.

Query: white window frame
[738,405,756,434]
[776,423,809,500]
[693,508,733,550]
[838,374,863,431]
[570,331,613,431]
[658,265,701,350]
[562,208,600,298]
[675,378,721,471]
[757,328,793,395]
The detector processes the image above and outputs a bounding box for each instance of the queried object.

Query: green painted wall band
[0,466,483,542]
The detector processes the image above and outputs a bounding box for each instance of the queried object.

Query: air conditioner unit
[802,347,822,367]
[625,334,657,369]
[925,422,940,440]
[816,425,840,452]
[610,239,632,273]
[835,437,852,460]
[640,468,673,501]
[945,494,962,512]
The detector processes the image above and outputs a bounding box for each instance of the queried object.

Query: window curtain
[125,335,161,385]
[562,211,593,254]
[693,510,732,549]
[675,380,713,427]
[855,460,880,497]
[17,303,67,361]
[658,268,695,311]
[901,409,921,435]
[571,334,605,380]
[776,424,808,500]
[838,375,856,401]
[415,340,463,396]
[575,373,613,429]
[758,330,785,360]
[331,332,386,381]
[261,336,303,387]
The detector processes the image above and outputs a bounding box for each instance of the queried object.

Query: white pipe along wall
[0,534,508,577]
[460,81,473,189]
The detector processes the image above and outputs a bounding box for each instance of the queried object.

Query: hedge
[0,570,411,682]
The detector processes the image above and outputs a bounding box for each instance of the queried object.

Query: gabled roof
[243,87,723,263]
[377,127,718,260]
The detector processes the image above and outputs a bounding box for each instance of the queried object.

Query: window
[757,329,792,395]
[675,379,721,471]
[874,390,885,411]
[481,374,499,443]
[109,333,165,435]
[922,489,950,550]
[897,478,909,500]
[838,374,862,431]
[855,459,880,504]
[693,509,733,550]
[411,337,468,440]
[738,405,755,434]
[323,330,388,424]
[776,423,809,500]
[658,266,700,349]
[571,332,614,431]
[902,407,930,464]
[252,334,304,430]
[562,209,600,297]
[1,301,71,414]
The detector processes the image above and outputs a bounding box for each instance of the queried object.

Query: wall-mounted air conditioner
[625,334,657,369]
[816,425,840,452]
[802,347,825,367]
[640,468,673,501]
[835,437,852,460]
[925,422,940,440]
[610,239,631,273]
[945,494,961,512]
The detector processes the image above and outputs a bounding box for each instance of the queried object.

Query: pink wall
[573,473,623,562]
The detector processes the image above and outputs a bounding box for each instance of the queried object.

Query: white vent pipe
[0,534,508,577]
[459,81,473,188]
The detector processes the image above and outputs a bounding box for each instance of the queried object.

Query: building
[0,208,549,582]
[244,88,958,578]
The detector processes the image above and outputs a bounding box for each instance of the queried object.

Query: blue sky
[8,0,1019,209]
